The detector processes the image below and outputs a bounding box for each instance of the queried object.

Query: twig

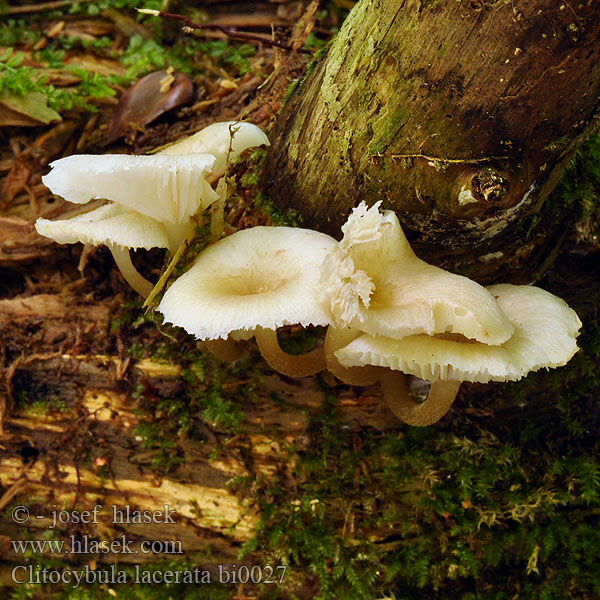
[0,341,6,435]
[2,0,92,14]
[388,153,509,164]
[137,9,313,55]
[0,477,28,512]
[0,351,22,435]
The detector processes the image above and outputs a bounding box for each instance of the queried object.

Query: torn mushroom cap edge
[320,201,515,345]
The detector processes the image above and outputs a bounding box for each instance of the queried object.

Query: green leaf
[0,89,62,125]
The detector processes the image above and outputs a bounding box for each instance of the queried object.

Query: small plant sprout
[336,284,581,425]
[36,121,269,297]
[158,226,336,376]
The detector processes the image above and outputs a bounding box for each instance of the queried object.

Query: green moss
[234,316,600,599]
[521,130,600,241]
[253,191,302,226]
[14,390,70,416]
[368,106,405,156]
[12,291,599,600]
[283,45,328,108]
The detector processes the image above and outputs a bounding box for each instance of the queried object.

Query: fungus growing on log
[36,153,218,296]
[319,201,514,393]
[158,226,337,376]
[320,202,514,344]
[35,203,172,297]
[336,285,582,426]
[319,202,581,425]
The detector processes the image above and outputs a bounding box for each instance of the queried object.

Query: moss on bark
[266,0,600,282]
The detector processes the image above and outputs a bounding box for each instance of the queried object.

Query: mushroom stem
[202,338,246,362]
[144,215,206,309]
[379,371,461,426]
[255,327,326,377]
[110,246,154,297]
[163,221,193,255]
[325,326,381,386]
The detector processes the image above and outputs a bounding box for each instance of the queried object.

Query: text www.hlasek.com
[12,535,182,555]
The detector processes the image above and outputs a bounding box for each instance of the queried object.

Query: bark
[266,0,600,281]
[0,294,401,571]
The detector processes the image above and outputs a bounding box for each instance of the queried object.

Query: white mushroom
[320,201,514,344]
[36,121,270,296]
[319,201,515,388]
[40,153,218,252]
[159,121,270,183]
[37,153,217,295]
[158,226,336,376]
[323,325,382,387]
[35,203,171,297]
[336,284,582,425]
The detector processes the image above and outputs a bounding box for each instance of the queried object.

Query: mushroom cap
[159,121,270,178]
[158,226,336,339]
[320,202,514,345]
[42,153,218,224]
[335,284,582,383]
[35,203,170,250]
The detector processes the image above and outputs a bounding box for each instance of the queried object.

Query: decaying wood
[0,292,401,567]
[266,0,600,281]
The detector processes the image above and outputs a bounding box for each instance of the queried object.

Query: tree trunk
[266,0,600,281]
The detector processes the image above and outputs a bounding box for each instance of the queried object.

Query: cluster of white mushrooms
[36,121,270,297]
[37,122,583,426]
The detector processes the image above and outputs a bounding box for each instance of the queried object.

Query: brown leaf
[106,70,194,144]
[29,120,78,164]
[1,121,77,208]
[1,157,32,207]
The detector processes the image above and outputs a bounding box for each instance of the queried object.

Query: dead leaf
[106,70,194,144]
[0,90,62,127]
[1,157,32,207]
[29,120,78,163]
[63,55,126,78]
[101,8,152,39]
[1,121,77,208]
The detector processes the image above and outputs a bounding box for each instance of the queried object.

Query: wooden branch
[137,9,313,55]
[2,0,92,14]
